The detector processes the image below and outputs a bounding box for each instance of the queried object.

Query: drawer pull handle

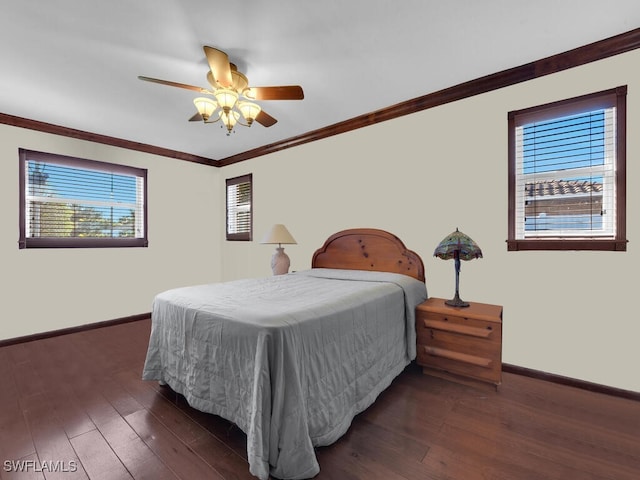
[423,346,493,368]
[422,320,494,338]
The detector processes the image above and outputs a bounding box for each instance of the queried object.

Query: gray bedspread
[142,268,427,479]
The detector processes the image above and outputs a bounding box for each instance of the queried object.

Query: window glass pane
[516,107,615,238]
[226,174,252,241]
[522,110,606,174]
[26,162,143,239]
[508,86,626,251]
[19,149,147,248]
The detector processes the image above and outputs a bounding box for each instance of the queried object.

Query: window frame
[507,86,627,251]
[18,149,148,249]
[225,173,253,241]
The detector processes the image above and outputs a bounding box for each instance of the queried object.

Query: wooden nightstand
[415,297,503,389]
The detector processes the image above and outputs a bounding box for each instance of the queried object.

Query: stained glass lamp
[433,228,483,307]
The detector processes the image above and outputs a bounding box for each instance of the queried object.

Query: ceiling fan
[138,46,304,135]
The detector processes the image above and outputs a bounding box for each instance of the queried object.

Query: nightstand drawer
[416,314,501,346]
[417,327,501,358]
[416,311,500,340]
[416,344,499,383]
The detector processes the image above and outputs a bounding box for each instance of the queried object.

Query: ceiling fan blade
[138,76,210,94]
[255,110,277,127]
[189,112,203,122]
[244,85,304,101]
[204,46,233,88]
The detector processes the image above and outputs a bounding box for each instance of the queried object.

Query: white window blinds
[508,86,626,251]
[19,149,147,248]
[226,174,252,241]
[514,105,616,239]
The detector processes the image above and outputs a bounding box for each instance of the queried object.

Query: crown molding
[220,27,640,166]
[2,28,639,167]
[0,113,217,166]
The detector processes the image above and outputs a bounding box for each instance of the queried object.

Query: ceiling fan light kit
[140,46,303,136]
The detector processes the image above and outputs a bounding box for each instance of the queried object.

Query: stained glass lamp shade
[433,228,483,307]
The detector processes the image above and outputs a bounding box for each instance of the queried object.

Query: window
[507,86,627,251]
[19,149,148,249]
[226,174,252,241]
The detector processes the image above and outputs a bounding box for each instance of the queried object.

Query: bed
[142,228,427,479]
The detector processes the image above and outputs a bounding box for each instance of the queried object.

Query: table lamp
[260,224,297,275]
[433,228,483,307]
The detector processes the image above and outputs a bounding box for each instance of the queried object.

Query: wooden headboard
[311,228,425,282]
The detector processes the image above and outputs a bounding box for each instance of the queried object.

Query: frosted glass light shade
[214,88,239,112]
[219,110,240,134]
[238,101,262,126]
[193,97,217,121]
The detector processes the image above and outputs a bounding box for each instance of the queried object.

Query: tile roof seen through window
[525,180,603,197]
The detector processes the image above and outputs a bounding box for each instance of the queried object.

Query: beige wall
[220,49,640,392]
[0,125,221,340]
[1,48,637,392]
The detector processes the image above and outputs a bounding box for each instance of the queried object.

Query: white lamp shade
[260,224,297,245]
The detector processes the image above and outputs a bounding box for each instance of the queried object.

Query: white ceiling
[1,1,639,162]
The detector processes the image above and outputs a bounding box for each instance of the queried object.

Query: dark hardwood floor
[1,319,638,480]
